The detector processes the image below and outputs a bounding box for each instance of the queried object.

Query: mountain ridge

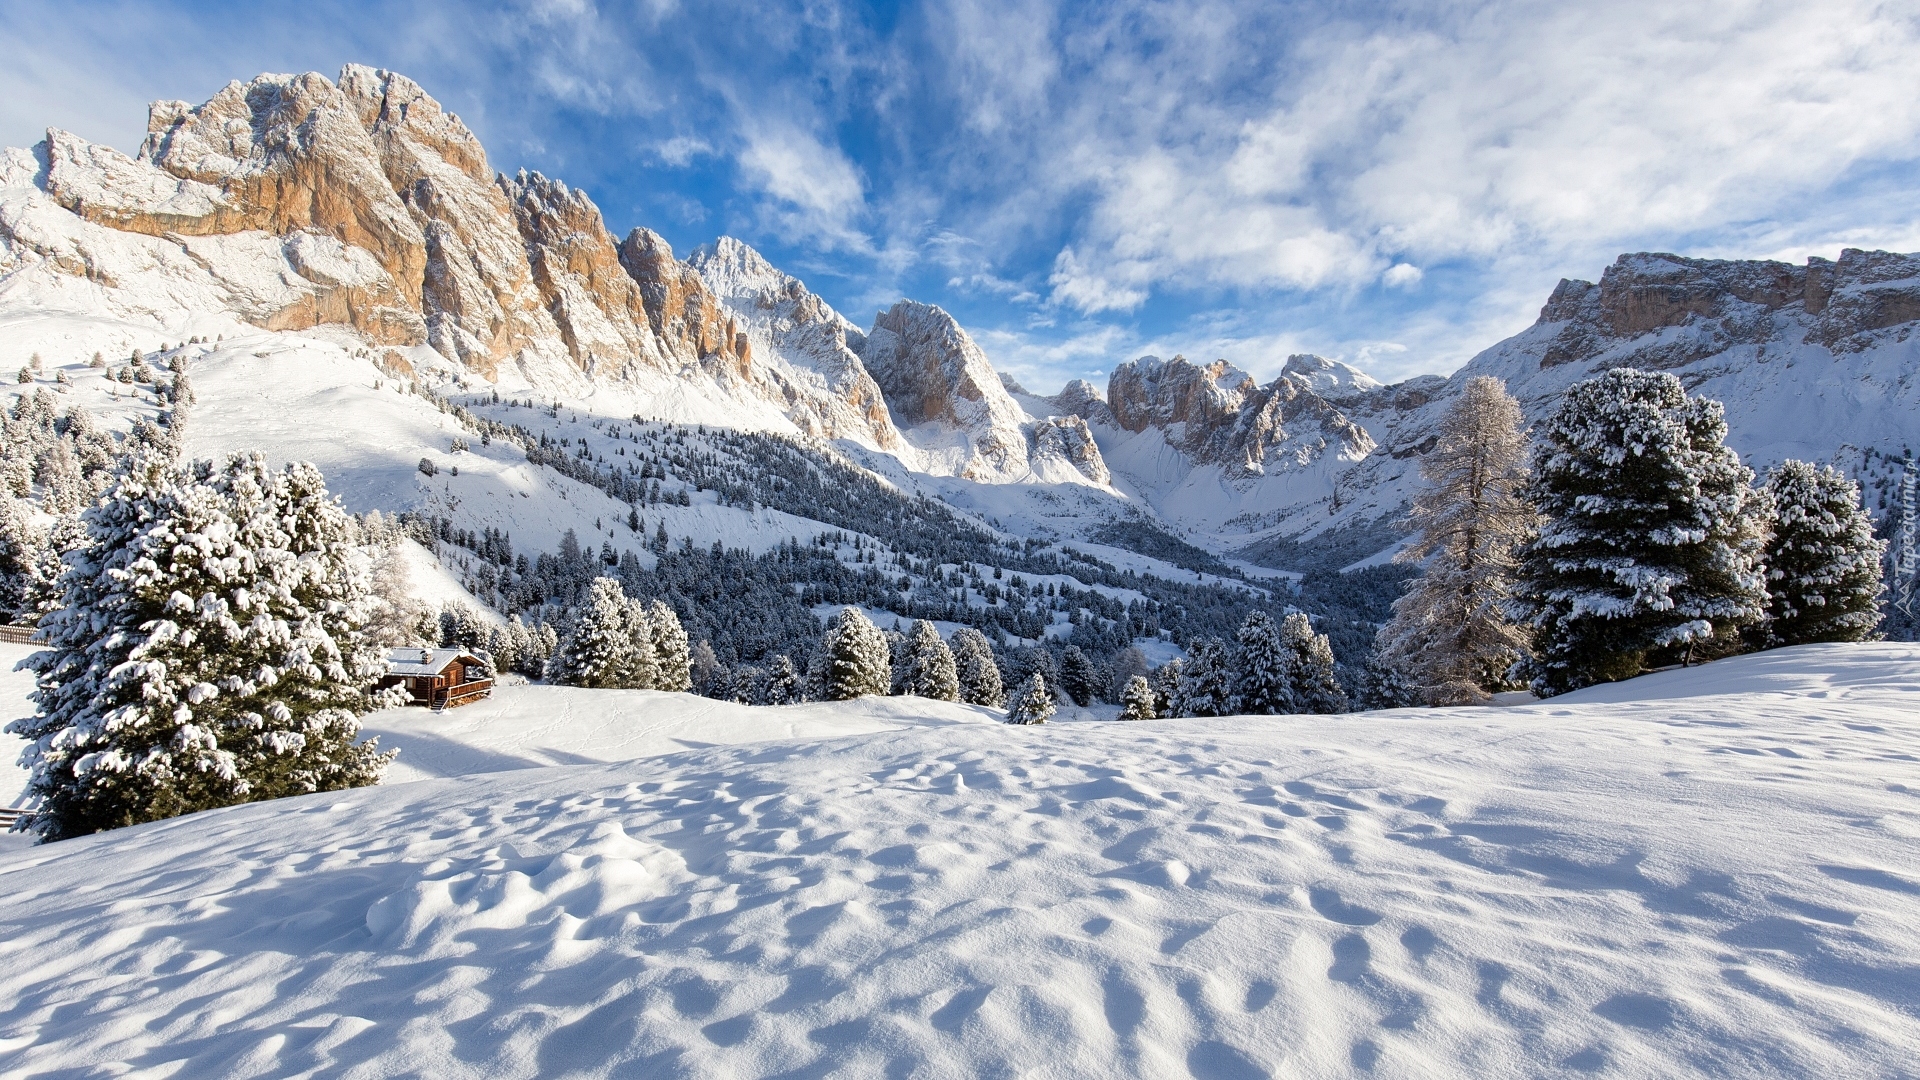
[4,64,1919,579]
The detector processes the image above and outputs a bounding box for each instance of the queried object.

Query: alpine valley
[3,65,1919,663]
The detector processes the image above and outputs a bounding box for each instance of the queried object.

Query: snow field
[0,644,1915,1077]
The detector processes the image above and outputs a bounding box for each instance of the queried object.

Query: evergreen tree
[763,654,804,704]
[1349,658,1419,710]
[1759,460,1885,645]
[1232,610,1293,714]
[1058,645,1098,706]
[821,607,891,699]
[1375,376,1536,704]
[1007,673,1055,725]
[1151,658,1183,717]
[1281,613,1348,713]
[548,577,637,688]
[950,627,1004,706]
[621,596,660,689]
[9,454,396,841]
[690,641,731,697]
[1170,639,1234,717]
[1509,369,1769,695]
[646,599,692,691]
[1119,674,1157,720]
[901,620,960,700]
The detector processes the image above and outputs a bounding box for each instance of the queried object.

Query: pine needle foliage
[1759,460,1885,646]
[1118,675,1157,720]
[902,620,960,701]
[1508,368,1768,696]
[1007,673,1055,725]
[10,454,396,841]
[821,607,891,700]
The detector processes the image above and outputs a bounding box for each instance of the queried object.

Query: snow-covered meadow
[1,643,1917,1078]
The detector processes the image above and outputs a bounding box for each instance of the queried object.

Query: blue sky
[6,1,1920,393]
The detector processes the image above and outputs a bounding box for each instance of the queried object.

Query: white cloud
[735,124,872,249]
[651,135,712,167]
[1382,263,1422,288]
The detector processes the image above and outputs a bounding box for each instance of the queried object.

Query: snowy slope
[1,642,1915,1078]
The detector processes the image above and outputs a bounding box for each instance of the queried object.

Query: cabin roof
[385,648,483,677]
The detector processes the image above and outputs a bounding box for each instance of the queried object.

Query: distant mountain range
[5,65,1917,574]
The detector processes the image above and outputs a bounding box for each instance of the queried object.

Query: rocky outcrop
[504,171,669,378]
[855,300,1035,480]
[688,237,905,450]
[1104,354,1373,479]
[139,71,429,304]
[1030,415,1110,484]
[618,229,752,382]
[1536,250,1920,368]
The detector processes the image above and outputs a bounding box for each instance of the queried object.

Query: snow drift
[1,643,1915,1077]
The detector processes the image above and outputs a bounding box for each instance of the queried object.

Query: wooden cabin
[380,648,494,709]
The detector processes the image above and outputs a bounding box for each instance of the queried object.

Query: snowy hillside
[1,642,1915,1077]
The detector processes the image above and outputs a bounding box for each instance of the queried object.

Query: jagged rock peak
[1279,353,1381,402]
[1106,353,1372,479]
[855,300,1033,479]
[1536,248,1920,367]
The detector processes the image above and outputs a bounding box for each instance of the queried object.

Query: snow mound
[1,643,1917,1077]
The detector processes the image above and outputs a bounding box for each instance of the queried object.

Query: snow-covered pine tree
[486,622,521,675]
[690,641,729,698]
[821,606,891,700]
[1119,675,1157,720]
[902,620,960,701]
[620,595,660,689]
[1232,610,1293,714]
[950,627,1004,706]
[1508,368,1769,695]
[0,496,57,624]
[9,454,396,840]
[1170,639,1234,717]
[1006,673,1055,725]
[1759,460,1885,645]
[548,577,637,688]
[1058,646,1098,706]
[1281,613,1348,713]
[763,654,804,704]
[1375,375,1536,705]
[1349,658,1418,710]
[647,599,693,691]
[1152,658,1184,717]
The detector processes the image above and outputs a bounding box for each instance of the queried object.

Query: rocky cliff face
[1098,354,1374,480]
[852,300,1111,484]
[0,64,1112,487]
[687,237,904,451]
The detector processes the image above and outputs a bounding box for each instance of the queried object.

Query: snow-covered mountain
[5,64,1919,581]
[1045,251,1920,569]
[0,65,1112,495]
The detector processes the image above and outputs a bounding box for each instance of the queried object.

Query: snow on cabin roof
[385,648,475,676]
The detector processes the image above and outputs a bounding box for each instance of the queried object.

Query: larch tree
[1375,375,1537,705]
[1759,460,1885,645]
[1508,368,1769,696]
